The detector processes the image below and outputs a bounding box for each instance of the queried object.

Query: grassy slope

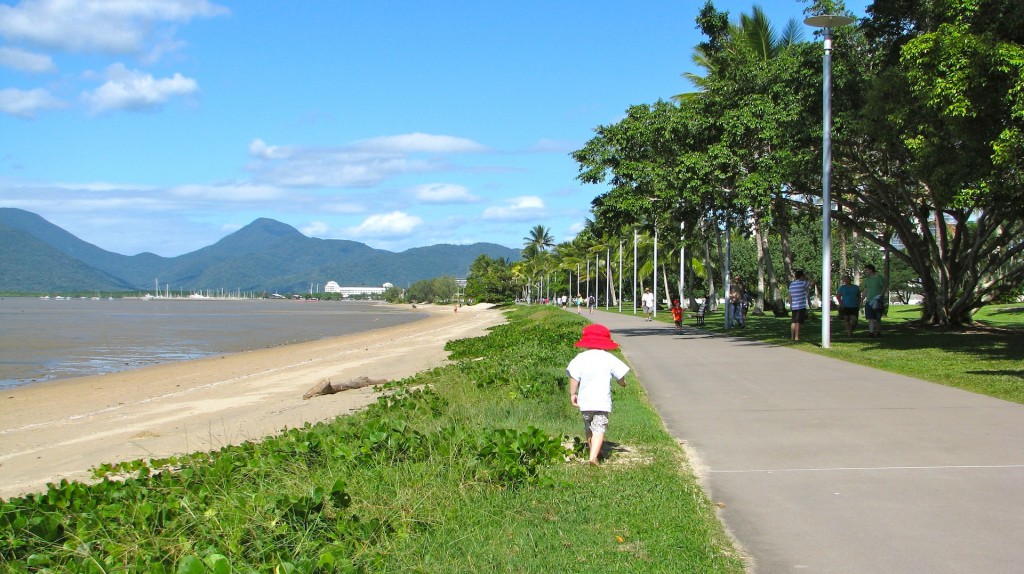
[1,306,744,573]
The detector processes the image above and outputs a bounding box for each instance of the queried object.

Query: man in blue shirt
[788,270,810,341]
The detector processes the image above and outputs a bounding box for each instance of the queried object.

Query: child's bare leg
[589,431,605,464]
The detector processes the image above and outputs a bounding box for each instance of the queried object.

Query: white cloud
[0,87,66,117]
[0,47,56,73]
[482,195,547,221]
[0,0,229,54]
[319,202,366,214]
[83,63,198,113]
[247,134,486,188]
[168,183,285,202]
[347,211,423,238]
[411,183,479,204]
[355,132,488,153]
[255,152,430,188]
[301,221,330,237]
[248,139,288,160]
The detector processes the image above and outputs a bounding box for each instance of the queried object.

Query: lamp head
[804,14,856,28]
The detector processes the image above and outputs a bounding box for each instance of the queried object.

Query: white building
[323,281,392,296]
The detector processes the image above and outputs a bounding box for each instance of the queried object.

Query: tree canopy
[569,0,1024,325]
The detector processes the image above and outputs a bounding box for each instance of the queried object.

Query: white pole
[633,229,638,314]
[618,239,623,313]
[821,26,835,349]
[679,220,685,308]
[653,227,659,318]
[805,13,854,348]
[724,220,731,330]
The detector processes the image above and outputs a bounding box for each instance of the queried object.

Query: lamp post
[805,14,854,349]
[679,220,685,309]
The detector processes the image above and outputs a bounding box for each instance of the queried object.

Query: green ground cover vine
[1,306,743,573]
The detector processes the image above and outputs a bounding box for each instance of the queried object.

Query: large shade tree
[836,0,1024,324]
[574,0,1024,327]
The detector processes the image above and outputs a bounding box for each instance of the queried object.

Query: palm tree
[521,225,556,303]
[524,224,555,254]
[676,3,804,314]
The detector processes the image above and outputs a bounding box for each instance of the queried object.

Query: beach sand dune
[0,303,504,499]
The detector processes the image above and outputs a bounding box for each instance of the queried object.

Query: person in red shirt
[671,299,684,332]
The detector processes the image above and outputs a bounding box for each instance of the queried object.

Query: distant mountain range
[0,208,521,293]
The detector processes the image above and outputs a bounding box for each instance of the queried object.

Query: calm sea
[0,297,427,390]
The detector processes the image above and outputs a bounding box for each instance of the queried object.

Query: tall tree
[839,0,1024,324]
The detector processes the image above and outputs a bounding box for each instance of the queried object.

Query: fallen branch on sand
[302,376,388,399]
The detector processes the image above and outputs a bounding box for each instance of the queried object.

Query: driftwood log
[302,376,388,400]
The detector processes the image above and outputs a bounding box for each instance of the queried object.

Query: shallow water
[0,297,425,389]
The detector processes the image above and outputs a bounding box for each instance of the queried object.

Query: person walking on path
[837,274,861,337]
[729,277,746,328]
[566,324,629,465]
[788,270,810,341]
[862,264,885,338]
[641,287,655,321]
[587,295,597,314]
[575,294,583,314]
[670,299,684,332]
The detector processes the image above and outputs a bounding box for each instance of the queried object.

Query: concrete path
[590,310,1024,574]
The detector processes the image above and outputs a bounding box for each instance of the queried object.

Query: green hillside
[0,208,520,293]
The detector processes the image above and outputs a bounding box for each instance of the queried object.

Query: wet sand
[0,303,504,499]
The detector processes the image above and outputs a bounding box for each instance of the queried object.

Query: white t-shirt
[641,291,655,309]
[566,349,630,412]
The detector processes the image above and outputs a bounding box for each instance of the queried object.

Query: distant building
[323,281,392,296]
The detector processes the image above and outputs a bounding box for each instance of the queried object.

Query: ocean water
[0,297,427,390]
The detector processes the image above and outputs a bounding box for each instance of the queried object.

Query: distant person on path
[836,274,861,337]
[671,299,684,332]
[641,288,655,321]
[566,324,630,465]
[729,277,746,328]
[587,295,597,314]
[862,264,885,338]
[575,294,583,314]
[788,270,810,341]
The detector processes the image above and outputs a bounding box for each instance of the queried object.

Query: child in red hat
[671,299,684,332]
[566,324,630,465]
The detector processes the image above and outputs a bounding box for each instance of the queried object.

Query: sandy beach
[0,303,505,500]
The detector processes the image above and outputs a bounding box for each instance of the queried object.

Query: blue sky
[0,0,867,257]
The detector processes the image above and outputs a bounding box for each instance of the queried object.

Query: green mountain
[0,222,134,292]
[0,208,520,293]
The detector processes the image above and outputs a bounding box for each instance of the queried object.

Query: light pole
[805,14,854,349]
[679,220,685,310]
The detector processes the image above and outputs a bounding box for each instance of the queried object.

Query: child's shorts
[582,411,609,434]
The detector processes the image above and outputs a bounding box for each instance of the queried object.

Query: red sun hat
[574,323,619,350]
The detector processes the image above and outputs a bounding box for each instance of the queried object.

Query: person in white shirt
[641,288,655,321]
[566,324,630,465]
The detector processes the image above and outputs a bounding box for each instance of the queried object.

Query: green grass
[651,303,1024,404]
[1,306,743,573]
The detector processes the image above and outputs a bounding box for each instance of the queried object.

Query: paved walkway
[590,309,1024,574]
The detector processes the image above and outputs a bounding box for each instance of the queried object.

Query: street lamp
[805,14,855,349]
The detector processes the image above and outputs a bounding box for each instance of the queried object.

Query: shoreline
[0,303,505,499]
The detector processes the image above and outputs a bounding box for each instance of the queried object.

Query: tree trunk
[754,216,767,315]
[761,223,782,313]
[701,220,718,311]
